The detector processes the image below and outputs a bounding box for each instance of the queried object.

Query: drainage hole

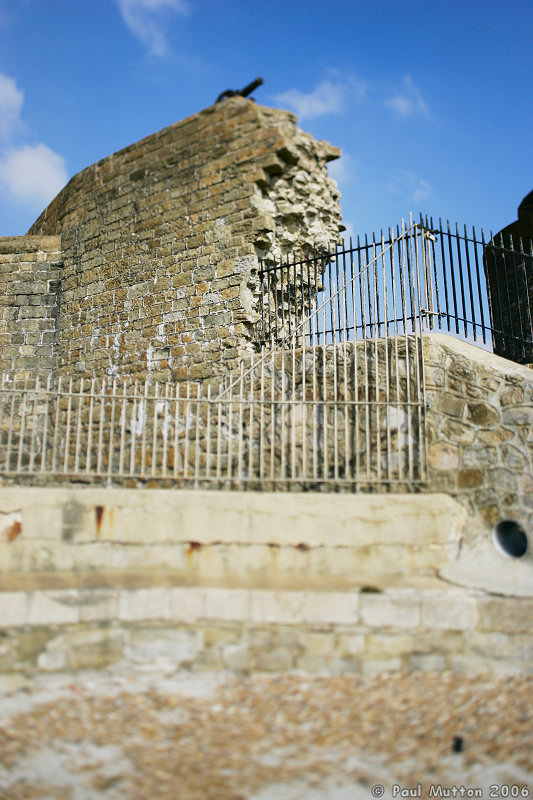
[492,519,528,559]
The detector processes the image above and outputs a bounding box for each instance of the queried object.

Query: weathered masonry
[0,96,341,382]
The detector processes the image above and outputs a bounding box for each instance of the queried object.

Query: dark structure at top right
[485,189,533,364]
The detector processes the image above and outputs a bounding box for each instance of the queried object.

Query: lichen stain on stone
[0,511,22,542]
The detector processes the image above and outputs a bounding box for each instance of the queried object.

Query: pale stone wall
[0,486,532,686]
[423,334,533,592]
[0,236,62,378]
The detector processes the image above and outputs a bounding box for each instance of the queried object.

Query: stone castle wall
[0,236,62,378]
[0,97,341,383]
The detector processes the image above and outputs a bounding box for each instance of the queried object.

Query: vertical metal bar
[322,297,328,480]
[216,382,222,480]
[206,383,212,481]
[381,231,391,482]
[173,382,179,477]
[51,375,62,474]
[508,234,526,359]
[74,378,84,474]
[86,378,95,474]
[280,344,286,480]
[237,362,244,485]
[16,376,28,473]
[28,376,39,473]
[260,261,266,344]
[97,379,106,475]
[62,377,73,474]
[226,376,233,482]
[291,320,297,479]
[151,382,159,478]
[119,380,127,476]
[472,225,487,344]
[454,222,468,337]
[259,352,265,480]
[462,224,477,340]
[108,379,117,478]
[331,281,339,480]
[427,215,442,328]
[130,381,138,477]
[351,255,359,483]
[184,382,190,479]
[446,220,460,334]
[372,240,381,482]
[301,303,307,482]
[400,223,414,481]
[5,383,16,471]
[341,274,349,481]
[390,226,402,481]
[41,373,51,471]
[194,382,201,487]
[248,356,254,481]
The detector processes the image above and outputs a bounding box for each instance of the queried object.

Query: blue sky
[0,0,532,240]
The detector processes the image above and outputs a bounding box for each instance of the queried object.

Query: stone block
[124,628,202,667]
[364,633,414,657]
[0,592,29,627]
[223,643,250,671]
[250,589,306,625]
[336,633,365,656]
[300,631,334,656]
[253,647,294,671]
[65,628,124,670]
[303,591,359,625]
[169,587,206,622]
[428,442,459,471]
[118,588,171,622]
[477,598,533,633]
[27,591,80,626]
[360,593,420,629]
[407,653,447,671]
[78,589,119,622]
[0,673,29,691]
[420,594,477,631]
[204,587,249,621]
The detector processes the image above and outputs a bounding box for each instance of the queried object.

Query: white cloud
[328,154,353,185]
[273,76,366,120]
[0,73,24,142]
[339,220,355,242]
[0,144,68,208]
[0,72,68,211]
[117,0,191,56]
[385,74,430,120]
[387,170,433,206]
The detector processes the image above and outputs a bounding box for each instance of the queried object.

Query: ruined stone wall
[0,236,62,379]
[11,97,340,384]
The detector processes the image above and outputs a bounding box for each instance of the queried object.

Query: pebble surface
[1,672,532,799]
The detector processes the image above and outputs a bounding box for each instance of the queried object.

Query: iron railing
[0,337,426,488]
[258,215,533,364]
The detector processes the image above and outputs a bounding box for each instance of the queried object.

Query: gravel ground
[0,672,532,800]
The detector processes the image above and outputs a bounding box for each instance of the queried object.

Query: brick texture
[0,97,342,383]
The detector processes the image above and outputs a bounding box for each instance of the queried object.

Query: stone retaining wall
[0,486,532,685]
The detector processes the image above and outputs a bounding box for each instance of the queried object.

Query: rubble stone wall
[0,97,339,384]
